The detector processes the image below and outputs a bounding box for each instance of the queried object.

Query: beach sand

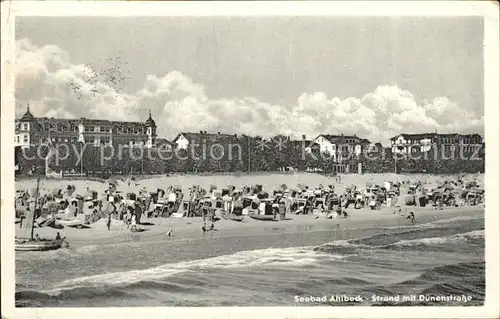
[16,205,484,249]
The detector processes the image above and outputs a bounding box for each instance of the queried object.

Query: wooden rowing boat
[248,212,276,221]
[16,172,68,252]
[15,238,66,252]
[55,219,88,228]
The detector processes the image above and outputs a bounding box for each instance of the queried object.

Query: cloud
[15,39,484,145]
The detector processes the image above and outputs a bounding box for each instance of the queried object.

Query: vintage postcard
[1,1,499,319]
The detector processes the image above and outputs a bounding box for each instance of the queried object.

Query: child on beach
[406,212,415,224]
[130,213,137,232]
[336,204,343,218]
[124,207,133,229]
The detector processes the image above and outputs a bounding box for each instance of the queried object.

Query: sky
[15,17,484,144]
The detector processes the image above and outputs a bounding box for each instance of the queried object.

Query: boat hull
[15,239,64,252]
[248,213,276,221]
[221,212,244,222]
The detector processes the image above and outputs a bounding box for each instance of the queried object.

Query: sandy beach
[16,204,483,248]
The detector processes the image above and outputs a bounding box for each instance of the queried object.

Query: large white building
[389,133,484,154]
[15,105,159,149]
[311,134,371,161]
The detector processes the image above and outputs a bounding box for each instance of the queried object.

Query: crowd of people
[15,174,484,236]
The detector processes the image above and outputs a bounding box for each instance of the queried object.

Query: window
[86,136,95,144]
[22,123,28,131]
[70,137,77,142]
[85,126,95,132]
[100,137,110,145]
[23,135,28,143]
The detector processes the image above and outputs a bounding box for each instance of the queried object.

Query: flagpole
[247,135,251,172]
[30,175,41,240]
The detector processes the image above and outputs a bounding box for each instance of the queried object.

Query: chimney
[217,132,220,135]
[199,130,203,134]
[302,134,306,141]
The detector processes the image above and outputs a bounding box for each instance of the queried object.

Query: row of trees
[14,135,485,177]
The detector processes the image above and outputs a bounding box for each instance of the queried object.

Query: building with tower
[15,104,159,148]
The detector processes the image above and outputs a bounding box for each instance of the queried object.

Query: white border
[1,1,499,319]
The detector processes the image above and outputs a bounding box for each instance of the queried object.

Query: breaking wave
[37,246,341,295]
[16,216,484,307]
[381,230,484,249]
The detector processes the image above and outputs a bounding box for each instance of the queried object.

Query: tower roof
[145,111,156,127]
[20,104,35,121]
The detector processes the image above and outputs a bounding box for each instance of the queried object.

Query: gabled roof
[389,133,483,141]
[35,118,80,131]
[389,133,437,141]
[16,107,155,131]
[156,138,171,146]
[316,134,370,144]
[173,132,239,144]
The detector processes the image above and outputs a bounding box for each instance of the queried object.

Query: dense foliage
[14,136,485,177]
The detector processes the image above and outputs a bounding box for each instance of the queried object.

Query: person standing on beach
[106,213,112,231]
[125,206,133,229]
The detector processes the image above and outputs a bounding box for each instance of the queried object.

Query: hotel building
[15,105,158,148]
[390,133,484,154]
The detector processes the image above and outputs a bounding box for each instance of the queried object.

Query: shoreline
[16,205,484,249]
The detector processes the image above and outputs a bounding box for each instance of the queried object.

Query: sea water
[15,214,484,307]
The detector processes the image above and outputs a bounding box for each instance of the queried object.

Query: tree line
[14,135,485,177]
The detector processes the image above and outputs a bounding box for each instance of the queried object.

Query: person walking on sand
[124,207,132,229]
[130,213,137,232]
